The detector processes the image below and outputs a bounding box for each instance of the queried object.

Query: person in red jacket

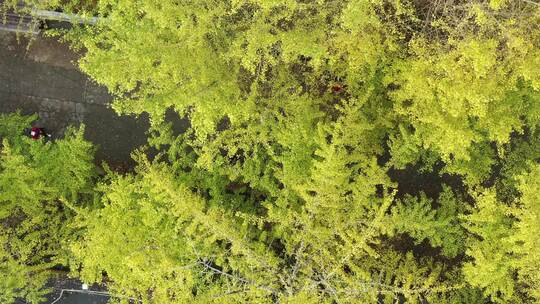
[331,84,343,93]
[30,127,51,140]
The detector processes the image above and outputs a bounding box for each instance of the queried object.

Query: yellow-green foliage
[511,165,540,301]
[0,113,96,304]
[3,0,540,303]
[382,186,466,258]
[463,164,540,303]
[58,0,540,302]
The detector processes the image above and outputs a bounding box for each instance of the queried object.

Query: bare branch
[520,0,540,7]
[199,260,277,294]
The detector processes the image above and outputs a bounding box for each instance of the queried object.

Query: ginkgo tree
[0,112,97,304]
[55,0,540,303]
[463,163,540,303]
[1,0,539,303]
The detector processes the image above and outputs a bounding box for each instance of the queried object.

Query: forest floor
[0,31,144,303]
[0,31,150,169]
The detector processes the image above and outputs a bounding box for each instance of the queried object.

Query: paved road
[43,278,110,304]
[0,31,150,168]
[50,292,109,304]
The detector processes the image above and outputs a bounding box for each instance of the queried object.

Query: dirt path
[0,31,149,168]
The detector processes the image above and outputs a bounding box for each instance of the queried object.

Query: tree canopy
[1,0,539,303]
[0,112,96,304]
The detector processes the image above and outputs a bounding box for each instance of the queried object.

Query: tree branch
[520,0,540,7]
